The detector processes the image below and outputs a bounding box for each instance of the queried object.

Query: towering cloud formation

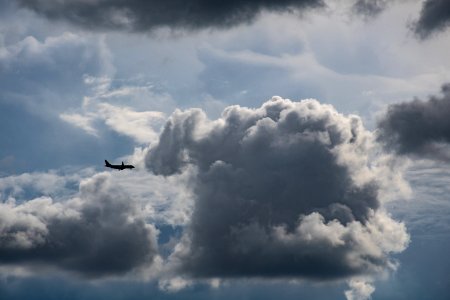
[147,97,409,280]
[378,84,450,160]
[414,0,450,38]
[0,173,158,278]
[17,0,323,32]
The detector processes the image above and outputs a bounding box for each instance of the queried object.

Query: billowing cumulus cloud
[0,173,158,278]
[146,97,409,280]
[17,0,323,32]
[378,84,450,160]
[344,278,375,300]
[414,0,450,39]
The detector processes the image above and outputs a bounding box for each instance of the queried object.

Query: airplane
[105,160,135,170]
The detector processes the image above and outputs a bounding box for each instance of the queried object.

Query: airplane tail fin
[105,160,111,167]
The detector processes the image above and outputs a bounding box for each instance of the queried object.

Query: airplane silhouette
[105,160,135,170]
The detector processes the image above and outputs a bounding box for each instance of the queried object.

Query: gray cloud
[0,173,158,278]
[352,0,450,39]
[352,0,390,18]
[378,84,450,160]
[146,97,409,280]
[414,0,450,39]
[17,0,323,32]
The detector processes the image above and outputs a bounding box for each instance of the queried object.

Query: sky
[1,0,450,299]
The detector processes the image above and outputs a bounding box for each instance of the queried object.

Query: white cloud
[345,278,375,300]
[59,75,176,144]
[0,156,193,228]
[97,103,166,144]
[158,276,193,292]
[59,113,98,136]
[0,169,93,201]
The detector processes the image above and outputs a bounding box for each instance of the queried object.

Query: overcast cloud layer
[147,97,409,281]
[17,0,323,31]
[378,83,450,160]
[0,173,158,278]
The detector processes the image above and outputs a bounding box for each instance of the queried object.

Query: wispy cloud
[60,113,98,137]
[59,75,173,144]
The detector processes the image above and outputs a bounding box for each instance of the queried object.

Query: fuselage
[105,160,135,170]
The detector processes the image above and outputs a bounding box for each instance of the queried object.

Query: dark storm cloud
[414,0,450,39]
[147,97,408,279]
[378,84,450,160]
[17,0,324,31]
[0,173,158,278]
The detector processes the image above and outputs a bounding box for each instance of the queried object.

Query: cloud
[352,0,390,18]
[344,278,375,300]
[414,0,450,39]
[0,170,85,200]
[59,75,172,144]
[104,148,195,227]
[59,113,99,137]
[377,83,450,160]
[193,8,450,119]
[17,0,324,32]
[350,0,450,39]
[0,32,112,113]
[0,173,158,278]
[98,103,166,144]
[146,97,409,281]
[0,32,125,171]
[61,103,167,144]
[385,160,450,239]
